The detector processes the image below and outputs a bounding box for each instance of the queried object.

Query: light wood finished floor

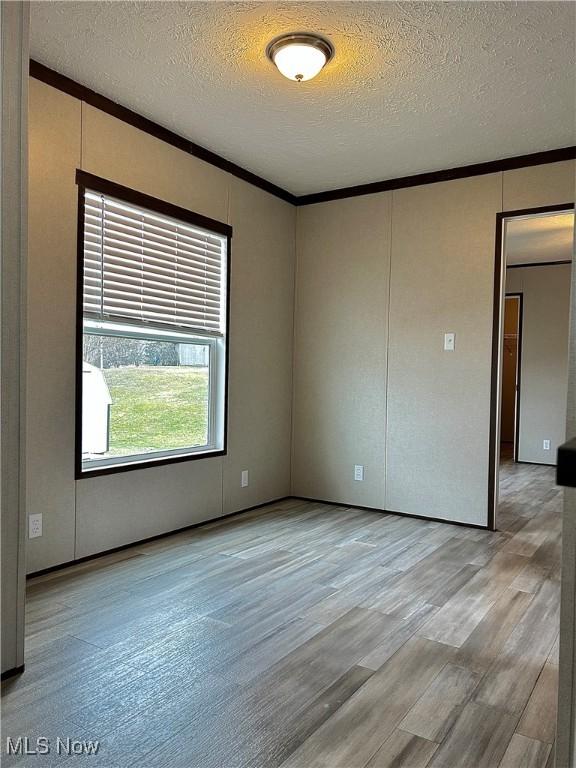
[2,459,561,768]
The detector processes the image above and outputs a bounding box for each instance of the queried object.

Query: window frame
[75,171,232,479]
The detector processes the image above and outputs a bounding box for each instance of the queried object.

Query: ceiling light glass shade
[267,34,334,82]
[273,43,326,82]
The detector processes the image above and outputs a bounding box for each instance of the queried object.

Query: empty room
[1,2,576,767]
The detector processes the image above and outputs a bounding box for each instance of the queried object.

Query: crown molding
[29,59,298,205]
[297,146,576,205]
[30,60,576,208]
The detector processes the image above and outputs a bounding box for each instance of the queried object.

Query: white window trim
[81,320,226,473]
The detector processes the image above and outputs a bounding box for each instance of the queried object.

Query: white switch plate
[354,465,364,482]
[543,440,551,451]
[444,332,455,352]
[241,470,249,488]
[29,513,43,539]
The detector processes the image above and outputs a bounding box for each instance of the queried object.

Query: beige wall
[1,1,28,675]
[27,80,295,572]
[28,76,575,568]
[292,195,391,508]
[292,164,575,527]
[386,174,501,525]
[506,264,571,464]
[503,161,575,211]
[28,80,79,571]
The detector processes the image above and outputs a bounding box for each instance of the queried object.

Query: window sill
[76,447,226,479]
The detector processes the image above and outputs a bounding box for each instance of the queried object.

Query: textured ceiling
[506,212,574,266]
[30,1,575,196]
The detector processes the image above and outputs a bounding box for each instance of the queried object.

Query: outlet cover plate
[29,513,43,539]
[444,332,455,352]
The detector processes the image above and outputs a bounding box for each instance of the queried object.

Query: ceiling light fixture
[266,33,334,82]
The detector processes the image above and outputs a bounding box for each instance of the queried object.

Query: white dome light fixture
[266,33,334,82]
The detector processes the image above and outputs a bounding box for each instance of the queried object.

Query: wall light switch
[241,470,249,488]
[444,332,455,352]
[354,465,364,482]
[29,513,42,539]
[543,440,551,451]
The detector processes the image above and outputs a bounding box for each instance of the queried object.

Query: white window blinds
[82,190,227,334]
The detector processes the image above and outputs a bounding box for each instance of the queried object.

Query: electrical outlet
[241,470,249,488]
[444,332,455,352]
[29,513,43,539]
[354,465,364,482]
[543,440,551,451]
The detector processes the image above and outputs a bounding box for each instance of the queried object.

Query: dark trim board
[30,61,575,207]
[30,61,297,205]
[77,449,228,479]
[488,213,505,530]
[488,203,574,530]
[74,171,232,479]
[296,147,576,205]
[1,665,25,682]
[291,496,489,530]
[517,460,557,469]
[514,292,524,464]
[504,292,524,463]
[74,180,83,478]
[27,496,292,579]
[557,438,576,488]
[76,170,233,237]
[507,260,572,269]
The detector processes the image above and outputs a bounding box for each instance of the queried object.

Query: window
[76,172,231,476]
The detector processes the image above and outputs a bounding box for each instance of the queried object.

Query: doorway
[500,294,522,462]
[489,204,575,530]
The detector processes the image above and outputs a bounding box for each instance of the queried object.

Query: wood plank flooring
[1,458,561,767]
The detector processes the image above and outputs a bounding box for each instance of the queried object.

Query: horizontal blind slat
[101,284,222,312]
[100,241,223,276]
[88,200,223,250]
[98,306,221,329]
[102,297,220,321]
[100,260,219,287]
[96,218,223,260]
[82,188,227,334]
[100,269,222,303]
